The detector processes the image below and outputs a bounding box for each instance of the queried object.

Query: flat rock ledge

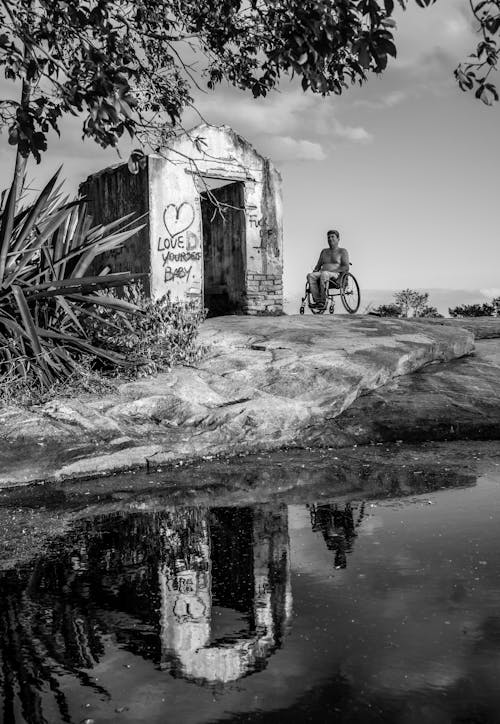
[0,315,477,488]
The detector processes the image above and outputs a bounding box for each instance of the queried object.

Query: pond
[1,442,500,724]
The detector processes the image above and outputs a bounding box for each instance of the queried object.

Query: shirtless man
[307,230,350,306]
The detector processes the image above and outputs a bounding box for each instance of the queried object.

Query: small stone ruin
[82,124,283,315]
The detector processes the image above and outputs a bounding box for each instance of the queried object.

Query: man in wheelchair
[307,229,350,308]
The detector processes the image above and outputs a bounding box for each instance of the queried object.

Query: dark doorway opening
[200,180,246,317]
[208,507,255,646]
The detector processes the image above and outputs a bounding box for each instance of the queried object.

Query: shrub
[417,305,442,318]
[372,290,442,318]
[448,303,495,317]
[0,168,144,395]
[81,285,207,376]
[371,303,402,317]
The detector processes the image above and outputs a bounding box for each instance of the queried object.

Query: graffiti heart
[163,202,195,239]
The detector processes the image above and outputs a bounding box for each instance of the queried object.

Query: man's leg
[319,271,336,304]
[307,272,322,304]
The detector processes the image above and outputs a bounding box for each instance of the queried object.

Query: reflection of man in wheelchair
[300,229,360,315]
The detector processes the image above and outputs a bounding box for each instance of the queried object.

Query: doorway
[200,180,246,316]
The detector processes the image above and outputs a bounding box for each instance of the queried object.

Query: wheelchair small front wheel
[339,273,360,314]
[329,304,335,315]
[299,306,305,315]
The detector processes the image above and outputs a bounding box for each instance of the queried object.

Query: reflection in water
[2,465,500,724]
[309,502,365,569]
[0,504,292,722]
[158,506,292,683]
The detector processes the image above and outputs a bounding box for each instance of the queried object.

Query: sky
[1,0,499,314]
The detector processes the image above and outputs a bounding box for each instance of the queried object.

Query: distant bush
[371,290,443,318]
[448,302,497,317]
[371,303,402,317]
[417,305,442,318]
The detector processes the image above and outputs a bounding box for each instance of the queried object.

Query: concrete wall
[80,161,151,293]
[82,124,283,314]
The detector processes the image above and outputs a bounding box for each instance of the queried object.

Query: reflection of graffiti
[158,202,201,289]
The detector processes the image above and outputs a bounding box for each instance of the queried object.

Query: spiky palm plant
[0,168,145,391]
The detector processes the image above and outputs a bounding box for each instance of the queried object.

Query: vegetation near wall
[0,171,205,404]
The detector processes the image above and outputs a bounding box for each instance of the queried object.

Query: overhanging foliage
[1,0,499,162]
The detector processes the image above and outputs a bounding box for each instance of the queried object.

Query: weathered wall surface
[244,159,283,315]
[83,124,283,313]
[147,153,204,304]
[81,162,151,292]
[153,124,284,312]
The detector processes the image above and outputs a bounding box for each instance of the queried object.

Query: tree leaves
[1,0,499,163]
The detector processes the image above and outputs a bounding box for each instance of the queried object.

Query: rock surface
[307,338,500,446]
[0,315,476,487]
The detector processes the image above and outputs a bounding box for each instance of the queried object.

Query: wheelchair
[299,269,360,315]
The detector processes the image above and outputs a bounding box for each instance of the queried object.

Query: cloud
[257,135,327,162]
[383,90,408,107]
[444,15,470,39]
[393,0,474,66]
[189,82,373,160]
[193,88,311,138]
[352,90,409,110]
[480,288,500,299]
[331,120,373,143]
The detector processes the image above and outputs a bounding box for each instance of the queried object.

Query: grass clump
[81,285,207,377]
[1,287,207,407]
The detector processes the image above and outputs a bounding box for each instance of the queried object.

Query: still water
[1,448,500,723]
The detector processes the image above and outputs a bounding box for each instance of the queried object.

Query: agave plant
[0,168,146,391]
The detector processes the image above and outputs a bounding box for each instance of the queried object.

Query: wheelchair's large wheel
[340,273,360,313]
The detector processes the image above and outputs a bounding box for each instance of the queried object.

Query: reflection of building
[159,505,292,683]
[309,502,364,569]
[0,503,292,723]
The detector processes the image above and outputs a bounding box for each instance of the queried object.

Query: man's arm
[338,247,350,272]
[313,251,324,272]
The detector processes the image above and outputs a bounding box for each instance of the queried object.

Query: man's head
[327,229,340,248]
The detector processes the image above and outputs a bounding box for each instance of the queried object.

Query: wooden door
[201,182,246,315]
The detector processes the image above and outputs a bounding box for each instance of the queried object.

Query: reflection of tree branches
[0,511,207,721]
[0,582,108,724]
[0,555,112,723]
[0,505,291,713]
